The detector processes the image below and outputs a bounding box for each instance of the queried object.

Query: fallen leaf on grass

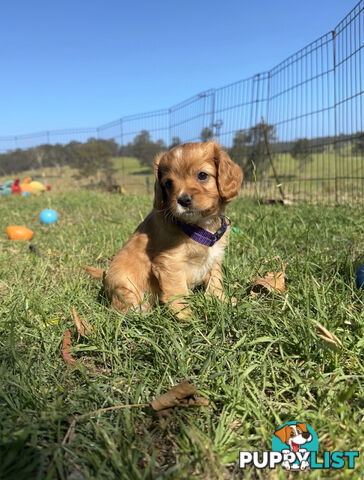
[251,269,286,295]
[62,330,78,367]
[41,318,60,329]
[61,329,110,374]
[151,380,209,413]
[72,307,94,341]
[314,321,343,349]
[63,380,208,443]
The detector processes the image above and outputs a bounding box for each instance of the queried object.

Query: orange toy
[20,177,33,194]
[6,225,34,241]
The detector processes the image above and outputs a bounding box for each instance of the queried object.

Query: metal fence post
[210,89,215,134]
[332,29,339,205]
[119,118,123,147]
[168,108,171,147]
[266,71,271,127]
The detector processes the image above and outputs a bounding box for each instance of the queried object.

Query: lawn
[0,191,363,479]
[0,157,154,197]
[1,151,363,203]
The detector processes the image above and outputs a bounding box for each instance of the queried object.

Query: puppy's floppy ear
[153,152,165,210]
[274,425,290,444]
[214,143,243,203]
[296,422,308,433]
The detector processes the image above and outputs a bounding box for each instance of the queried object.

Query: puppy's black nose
[177,194,192,207]
[302,432,310,439]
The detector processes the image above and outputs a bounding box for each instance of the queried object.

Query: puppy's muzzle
[177,194,192,207]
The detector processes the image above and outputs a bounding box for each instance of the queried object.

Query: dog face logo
[240,422,358,471]
[272,421,318,471]
[274,422,313,453]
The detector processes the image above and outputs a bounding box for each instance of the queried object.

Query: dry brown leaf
[151,380,209,412]
[251,269,286,295]
[62,329,110,374]
[72,307,94,341]
[62,330,78,367]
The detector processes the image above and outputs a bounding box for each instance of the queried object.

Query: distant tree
[130,130,167,167]
[0,149,30,175]
[169,136,182,149]
[353,132,364,155]
[28,145,49,169]
[229,123,276,180]
[291,138,312,170]
[229,130,250,169]
[72,138,117,181]
[200,127,214,142]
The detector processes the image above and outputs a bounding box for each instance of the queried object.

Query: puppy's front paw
[175,306,192,321]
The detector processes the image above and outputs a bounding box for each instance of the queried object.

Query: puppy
[274,423,312,470]
[84,141,243,320]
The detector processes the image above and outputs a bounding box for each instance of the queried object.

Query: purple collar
[177,216,230,247]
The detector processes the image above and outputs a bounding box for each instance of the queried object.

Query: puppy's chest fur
[185,240,226,288]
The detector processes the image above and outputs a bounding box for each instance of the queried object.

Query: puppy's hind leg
[107,280,151,313]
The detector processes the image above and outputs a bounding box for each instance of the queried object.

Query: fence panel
[216,73,270,146]
[169,91,215,143]
[267,32,336,202]
[98,109,169,147]
[333,1,364,203]
[0,1,363,203]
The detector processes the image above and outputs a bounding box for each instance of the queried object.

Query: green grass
[0,191,363,479]
[112,156,152,175]
[0,157,154,196]
[272,152,364,180]
[1,152,362,201]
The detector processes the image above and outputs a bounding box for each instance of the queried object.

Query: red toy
[11,178,21,194]
[46,185,51,191]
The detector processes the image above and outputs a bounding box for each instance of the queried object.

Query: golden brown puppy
[84,141,243,320]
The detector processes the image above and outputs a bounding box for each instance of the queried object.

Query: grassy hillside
[1,152,362,203]
[0,191,363,478]
[0,157,154,196]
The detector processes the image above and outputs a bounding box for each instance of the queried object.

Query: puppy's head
[154,141,243,223]
[274,423,312,452]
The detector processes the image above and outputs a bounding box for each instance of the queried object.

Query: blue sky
[0,0,356,136]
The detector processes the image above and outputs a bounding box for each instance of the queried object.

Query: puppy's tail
[81,265,104,280]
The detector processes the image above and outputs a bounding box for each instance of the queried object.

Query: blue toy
[2,180,13,188]
[356,264,364,289]
[40,209,58,224]
[1,187,11,196]
[1,180,14,196]
[22,191,31,197]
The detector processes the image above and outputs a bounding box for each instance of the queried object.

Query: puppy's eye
[164,179,173,189]
[297,429,301,434]
[290,432,295,437]
[197,172,208,181]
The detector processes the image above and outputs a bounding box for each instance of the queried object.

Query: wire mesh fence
[1,1,363,203]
